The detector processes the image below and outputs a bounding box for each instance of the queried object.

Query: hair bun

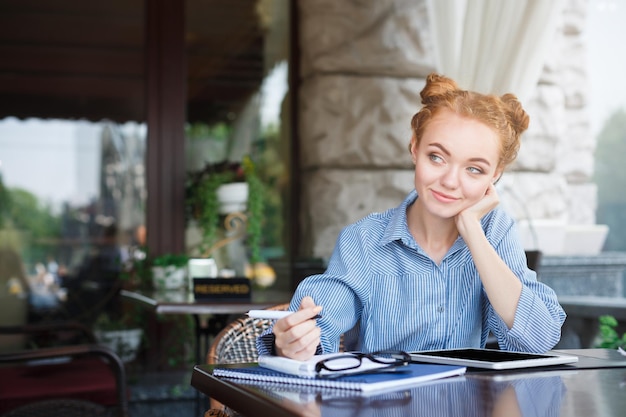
[501,93,530,133]
[420,73,459,105]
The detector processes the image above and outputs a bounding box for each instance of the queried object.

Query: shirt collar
[380,190,418,247]
[380,190,466,254]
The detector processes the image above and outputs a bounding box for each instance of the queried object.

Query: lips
[431,189,459,203]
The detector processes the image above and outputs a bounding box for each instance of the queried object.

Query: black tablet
[408,348,579,370]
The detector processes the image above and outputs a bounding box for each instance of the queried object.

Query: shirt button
[438,306,445,313]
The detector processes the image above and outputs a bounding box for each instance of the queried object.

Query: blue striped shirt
[258,190,566,355]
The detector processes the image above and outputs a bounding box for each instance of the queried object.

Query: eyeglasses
[314,350,411,378]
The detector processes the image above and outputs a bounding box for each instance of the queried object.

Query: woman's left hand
[455,183,500,236]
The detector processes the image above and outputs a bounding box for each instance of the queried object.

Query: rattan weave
[206,303,289,365]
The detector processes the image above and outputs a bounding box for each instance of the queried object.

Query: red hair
[410,73,529,170]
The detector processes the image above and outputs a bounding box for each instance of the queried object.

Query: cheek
[461,180,490,202]
[414,161,435,184]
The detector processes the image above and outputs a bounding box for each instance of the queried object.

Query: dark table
[191,349,626,417]
[123,288,291,415]
[121,288,291,364]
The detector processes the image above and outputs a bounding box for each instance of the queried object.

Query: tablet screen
[409,348,579,370]
[415,349,551,362]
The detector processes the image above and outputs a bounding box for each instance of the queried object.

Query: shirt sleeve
[256,331,276,356]
[256,223,373,355]
[486,213,566,352]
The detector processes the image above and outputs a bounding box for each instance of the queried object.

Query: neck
[407,201,458,262]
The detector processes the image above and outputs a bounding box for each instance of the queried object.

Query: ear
[409,135,418,164]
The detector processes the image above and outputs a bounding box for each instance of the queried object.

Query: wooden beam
[145,0,186,257]
[0,73,142,98]
[289,0,301,289]
[0,45,143,76]
[0,5,142,48]
[0,93,143,123]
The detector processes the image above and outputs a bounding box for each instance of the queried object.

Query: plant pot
[94,328,143,363]
[563,224,609,255]
[216,182,248,214]
[152,266,187,290]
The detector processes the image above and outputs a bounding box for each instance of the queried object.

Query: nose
[440,167,460,189]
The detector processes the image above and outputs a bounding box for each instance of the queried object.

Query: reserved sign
[193,277,251,301]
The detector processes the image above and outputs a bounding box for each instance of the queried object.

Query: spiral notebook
[212,363,466,393]
[258,352,400,378]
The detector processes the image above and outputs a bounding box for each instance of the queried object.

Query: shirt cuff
[256,332,323,356]
[257,332,277,356]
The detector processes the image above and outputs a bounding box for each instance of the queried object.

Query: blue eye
[429,154,443,163]
[467,167,483,174]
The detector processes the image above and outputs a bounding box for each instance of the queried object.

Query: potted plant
[93,312,143,363]
[186,156,265,273]
[595,315,626,351]
[150,253,189,291]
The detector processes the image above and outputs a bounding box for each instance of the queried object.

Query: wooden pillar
[289,0,302,291]
[145,0,186,256]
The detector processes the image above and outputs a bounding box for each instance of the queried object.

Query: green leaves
[596,315,626,349]
[152,253,189,268]
[243,156,264,263]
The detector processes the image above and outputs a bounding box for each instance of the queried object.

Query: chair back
[0,322,128,417]
[206,303,289,364]
[205,303,347,415]
[525,250,542,272]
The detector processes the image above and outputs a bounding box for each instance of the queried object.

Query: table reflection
[229,372,566,417]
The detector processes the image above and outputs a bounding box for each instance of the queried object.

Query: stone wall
[500,0,595,226]
[296,0,596,260]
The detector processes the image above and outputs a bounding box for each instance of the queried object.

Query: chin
[426,204,459,220]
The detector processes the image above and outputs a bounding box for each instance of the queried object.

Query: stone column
[498,0,600,255]
[297,0,433,258]
[296,0,597,260]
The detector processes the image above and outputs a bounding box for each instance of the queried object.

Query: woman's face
[410,109,502,219]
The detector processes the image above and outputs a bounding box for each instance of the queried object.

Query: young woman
[258,73,565,360]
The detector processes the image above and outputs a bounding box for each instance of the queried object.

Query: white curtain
[427,0,565,101]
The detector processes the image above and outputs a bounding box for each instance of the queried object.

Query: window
[0,119,146,323]
[0,1,294,338]
[588,1,626,251]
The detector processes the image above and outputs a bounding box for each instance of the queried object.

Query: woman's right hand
[273,296,323,360]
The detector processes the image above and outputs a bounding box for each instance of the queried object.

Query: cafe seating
[205,303,348,416]
[205,303,289,416]
[206,303,290,365]
[0,321,128,417]
[525,250,542,274]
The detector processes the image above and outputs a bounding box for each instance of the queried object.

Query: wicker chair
[204,303,348,417]
[205,303,289,417]
[206,303,289,365]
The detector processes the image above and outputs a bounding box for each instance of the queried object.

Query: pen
[246,310,322,320]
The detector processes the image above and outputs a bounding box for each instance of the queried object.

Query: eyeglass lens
[317,350,409,372]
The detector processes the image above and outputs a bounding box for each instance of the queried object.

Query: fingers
[485,182,500,201]
[465,183,500,218]
[481,184,500,212]
[455,184,500,237]
[275,323,321,360]
[300,295,316,310]
[274,296,323,360]
[289,296,323,323]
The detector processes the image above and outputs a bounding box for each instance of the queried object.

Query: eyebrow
[428,142,492,167]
